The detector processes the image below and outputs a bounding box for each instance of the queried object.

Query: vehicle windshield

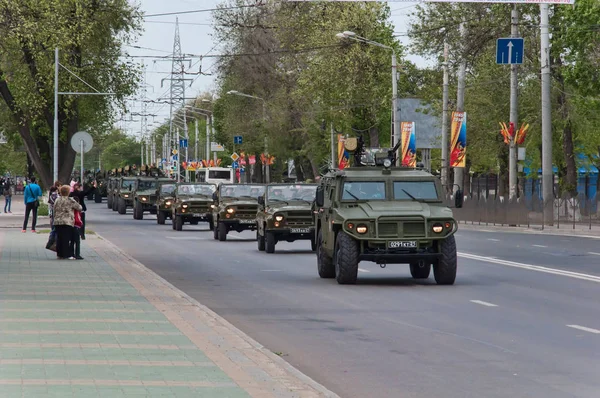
[160,184,175,195]
[220,185,265,198]
[208,170,231,180]
[267,185,317,202]
[342,181,386,200]
[121,180,135,190]
[176,184,216,197]
[393,181,439,201]
[137,180,158,190]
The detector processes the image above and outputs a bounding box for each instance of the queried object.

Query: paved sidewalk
[0,200,50,229]
[0,230,337,397]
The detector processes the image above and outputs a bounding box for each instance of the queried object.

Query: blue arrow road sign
[171,154,178,161]
[231,161,239,168]
[234,136,243,145]
[496,38,523,65]
[179,139,188,148]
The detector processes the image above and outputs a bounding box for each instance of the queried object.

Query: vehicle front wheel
[175,216,183,231]
[433,235,457,285]
[257,231,265,251]
[134,202,143,220]
[172,215,176,230]
[317,230,335,279]
[94,193,102,203]
[334,232,359,285]
[117,198,126,215]
[157,211,166,225]
[107,195,112,208]
[218,222,227,241]
[310,237,317,252]
[112,197,118,211]
[410,263,431,279]
[213,222,219,240]
[265,232,276,253]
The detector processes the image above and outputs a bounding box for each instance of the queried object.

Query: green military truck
[212,184,265,241]
[156,182,177,225]
[171,183,217,231]
[132,177,173,220]
[256,183,318,253]
[314,143,462,285]
[107,177,119,209]
[115,177,136,214]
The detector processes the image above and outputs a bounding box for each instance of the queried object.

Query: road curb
[90,232,340,398]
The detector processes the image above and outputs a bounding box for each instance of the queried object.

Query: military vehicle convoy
[156,182,176,225]
[115,177,136,214]
[132,177,173,220]
[212,184,265,241]
[256,184,318,253]
[171,183,217,231]
[313,138,462,285]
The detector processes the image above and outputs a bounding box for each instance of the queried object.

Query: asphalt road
[86,202,600,398]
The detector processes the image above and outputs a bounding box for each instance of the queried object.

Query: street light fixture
[336,32,400,161]
[226,90,270,183]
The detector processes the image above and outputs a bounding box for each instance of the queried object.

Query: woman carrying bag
[53,185,82,260]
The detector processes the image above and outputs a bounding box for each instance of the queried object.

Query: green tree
[0,0,142,188]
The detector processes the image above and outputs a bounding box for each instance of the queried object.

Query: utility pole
[453,22,467,194]
[441,42,450,191]
[392,52,401,163]
[176,128,181,182]
[194,118,199,162]
[183,108,189,182]
[331,122,336,169]
[509,5,519,201]
[540,4,553,224]
[140,63,148,167]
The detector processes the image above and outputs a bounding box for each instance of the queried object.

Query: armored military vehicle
[256,183,318,253]
[171,183,217,231]
[115,177,136,214]
[212,184,265,241]
[156,182,177,225]
[107,177,118,209]
[132,177,173,220]
[314,137,462,285]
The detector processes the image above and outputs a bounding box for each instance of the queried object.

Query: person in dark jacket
[69,181,96,240]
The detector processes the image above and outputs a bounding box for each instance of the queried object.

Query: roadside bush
[37,202,49,216]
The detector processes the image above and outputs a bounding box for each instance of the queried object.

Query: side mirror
[315,187,324,207]
[212,192,218,202]
[258,196,265,206]
[455,189,464,208]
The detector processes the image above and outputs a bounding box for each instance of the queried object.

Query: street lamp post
[336,32,400,162]
[226,90,269,182]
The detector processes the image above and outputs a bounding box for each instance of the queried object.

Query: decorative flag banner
[499,122,529,145]
[400,122,416,167]
[287,1,575,4]
[450,111,467,168]
[338,134,350,169]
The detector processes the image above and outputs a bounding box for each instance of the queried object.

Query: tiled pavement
[0,231,336,398]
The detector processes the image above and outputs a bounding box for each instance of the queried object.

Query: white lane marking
[470,300,498,307]
[260,270,281,272]
[165,236,210,240]
[566,325,600,334]
[459,252,600,283]
[588,252,600,256]
[533,244,548,248]
[487,238,500,242]
[358,268,371,273]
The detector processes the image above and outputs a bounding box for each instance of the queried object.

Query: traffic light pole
[509,5,519,201]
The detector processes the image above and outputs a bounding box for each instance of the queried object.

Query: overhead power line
[143,4,262,18]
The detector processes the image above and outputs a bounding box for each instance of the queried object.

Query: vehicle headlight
[141,197,147,201]
[210,204,216,209]
[226,207,235,214]
[124,194,129,198]
[432,223,443,233]
[165,201,172,206]
[275,214,284,222]
[182,204,188,209]
[356,225,368,234]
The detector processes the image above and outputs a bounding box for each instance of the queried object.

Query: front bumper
[175,210,212,220]
[359,251,441,264]
[221,218,257,228]
[266,227,314,240]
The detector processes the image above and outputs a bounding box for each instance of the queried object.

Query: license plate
[388,241,417,249]
[239,219,255,224]
[193,213,202,217]
[290,228,310,234]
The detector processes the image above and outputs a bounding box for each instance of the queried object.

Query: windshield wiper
[344,189,360,201]
[269,199,289,205]
[401,189,425,203]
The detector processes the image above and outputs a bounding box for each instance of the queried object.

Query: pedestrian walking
[53,185,82,260]
[22,177,42,233]
[3,179,13,213]
[70,196,84,260]
[69,181,96,240]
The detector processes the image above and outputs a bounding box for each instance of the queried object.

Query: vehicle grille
[402,222,425,237]
[376,219,426,238]
[285,210,313,227]
[234,205,258,218]
[188,205,210,213]
[378,223,397,237]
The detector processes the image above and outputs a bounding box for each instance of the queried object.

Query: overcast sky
[121,0,430,137]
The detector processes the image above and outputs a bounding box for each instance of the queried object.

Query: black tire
[112,197,118,211]
[118,198,126,215]
[218,222,227,241]
[257,230,265,251]
[157,211,166,225]
[107,195,112,208]
[133,202,143,220]
[94,193,102,203]
[334,231,359,285]
[434,235,457,285]
[265,232,276,254]
[310,237,317,252]
[208,218,215,231]
[410,263,431,279]
[172,215,176,230]
[175,216,183,231]
[213,221,219,240]
[317,229,335,278]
